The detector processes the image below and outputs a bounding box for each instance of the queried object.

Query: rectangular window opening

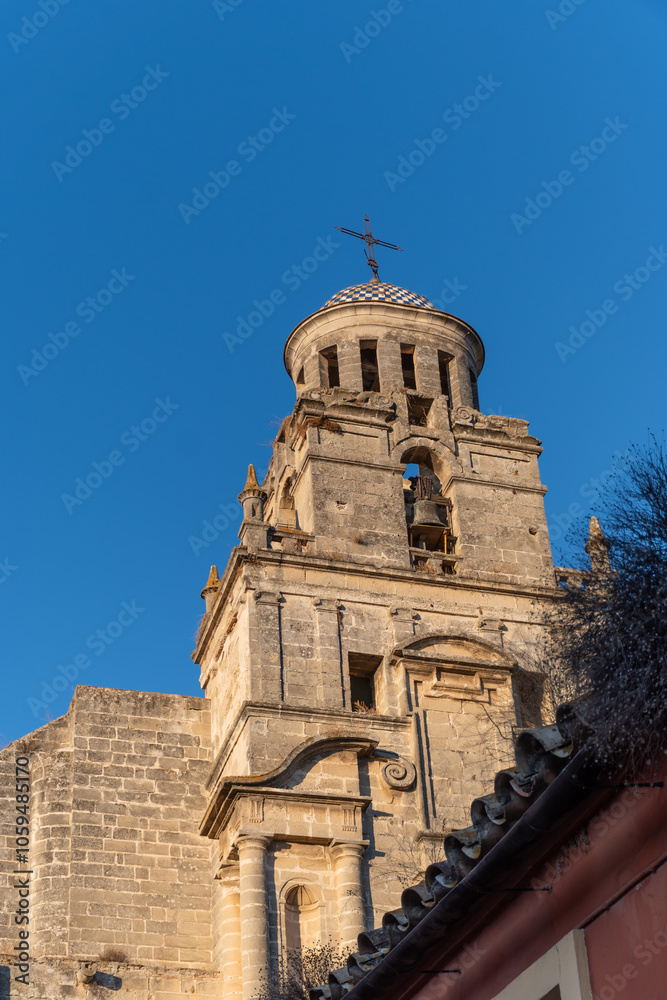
[438,351,452,401]
[296,366,305,385]
[469,367,480,409]
[360,341,380,392]
[400,345,417,390]
[407,394,433,427]
[349,653,382,712]
[320,346,340,388]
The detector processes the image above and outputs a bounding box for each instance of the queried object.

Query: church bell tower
[193,243,557,998]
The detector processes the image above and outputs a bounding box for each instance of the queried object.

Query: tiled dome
[323,281,433,309]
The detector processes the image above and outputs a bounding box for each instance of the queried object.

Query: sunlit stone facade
[0,280,561,999]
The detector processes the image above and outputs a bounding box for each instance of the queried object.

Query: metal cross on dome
[335,215,403,282]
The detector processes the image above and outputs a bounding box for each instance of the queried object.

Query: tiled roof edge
[311,704,603,1000]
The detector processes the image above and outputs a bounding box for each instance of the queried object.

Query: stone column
[219,865,242,1000]
[331,841,367,950]
[237,835,271,1000]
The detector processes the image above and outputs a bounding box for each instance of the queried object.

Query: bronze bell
[412,499,444,527]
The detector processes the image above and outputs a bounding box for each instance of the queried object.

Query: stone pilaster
[238,835,271,1000]
[330,841,367,950]
[313,597,344,708]
[219,865,242,1000]
[249,591,283,702]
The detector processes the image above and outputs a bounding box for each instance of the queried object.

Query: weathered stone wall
[0,686,217,999]
[0,957,221,1000]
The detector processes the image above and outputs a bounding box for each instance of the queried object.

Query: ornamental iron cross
[335,215,403,282]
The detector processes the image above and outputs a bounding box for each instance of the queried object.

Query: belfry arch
[395,437,461,491]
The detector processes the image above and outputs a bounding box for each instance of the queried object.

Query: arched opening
[284,884,321,953]
[278,479,297,529]
[401,447,455,561]
[401,447,444,494]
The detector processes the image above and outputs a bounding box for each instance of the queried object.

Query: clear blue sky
[2,0,666,745]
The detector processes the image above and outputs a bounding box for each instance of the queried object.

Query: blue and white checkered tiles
[323,282,433,309]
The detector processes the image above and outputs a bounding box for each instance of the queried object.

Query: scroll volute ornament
[380,756,417,791]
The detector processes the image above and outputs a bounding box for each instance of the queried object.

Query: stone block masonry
[0,685,219,999]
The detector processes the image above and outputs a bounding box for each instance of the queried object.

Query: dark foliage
[255,942,347,1000]
[546,437,667,772]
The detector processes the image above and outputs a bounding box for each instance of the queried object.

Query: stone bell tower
[192,275,558,998]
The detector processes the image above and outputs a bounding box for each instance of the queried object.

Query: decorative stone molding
[454,406,531,437]
[388,606,419,644]
[216,861,240,886]
[76,964,97,985]
[217,792,372,862]
[253,589,282,606]
[202,733,379,840]
[389,633,515,703]
[380,756,417,791]
[476,608,508,637]
[329,839,368,864]
[248,796,264,823]
[313,597,341,612]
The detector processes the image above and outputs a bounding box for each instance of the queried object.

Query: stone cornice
[232,546,560,600]
[201,733,381,839]
[193,539,560,668]
[193,545,561,668]
[213,788,372,855]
